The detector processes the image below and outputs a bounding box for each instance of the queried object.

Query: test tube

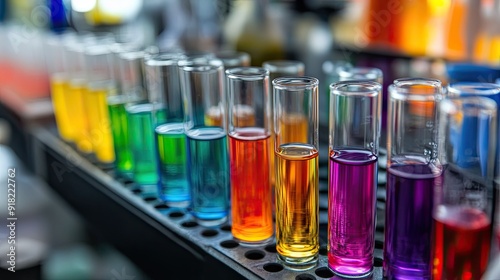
[384,78,443,279]
[337,66,383,84]
[179,58,229,226]
[447,83,500,173]
[227,67,273,244]
[107,51,149,179]
[263,60,305,207]
[447,83,500,262]
[433,96,497,279]
[328,81,381,277]
[125,55,167,197]
[146,54,190,207]
[64,39,92,154]
[337,65,387,147]
[215,50,251,69]
[320,60,352,125]
[45,32,76,142]
[273,77,319,270]
[84,44,117,166]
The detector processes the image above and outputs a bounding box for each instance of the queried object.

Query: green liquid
[108,96,134,177]
[126,103,161,195]
[156,123,190,207]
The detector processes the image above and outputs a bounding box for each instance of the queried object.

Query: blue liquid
[186,127,229,226]
[126,104,160,197]
[156,123,190,207]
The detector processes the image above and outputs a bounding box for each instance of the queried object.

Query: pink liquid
[432,205,490,280]
[328,149,377,277]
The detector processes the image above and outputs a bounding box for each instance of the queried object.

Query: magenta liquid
[328,149,377,277]
[384,159,441,279]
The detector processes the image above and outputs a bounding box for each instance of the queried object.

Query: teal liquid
[108,96,134,178]
[156,123,190,207]
[186,127,229,226]
[126,103,161,196]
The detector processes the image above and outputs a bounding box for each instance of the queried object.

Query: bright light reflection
[71,0,97,13]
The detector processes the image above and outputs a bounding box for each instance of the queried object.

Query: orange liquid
[276,113,309,145]
[229,127,273,243]
[275,143,319,264]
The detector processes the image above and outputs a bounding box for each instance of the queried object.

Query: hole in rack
[319,245,328,256]
[375,240,384,249]
[376,225,384,232]
[220,225,231,231]
[264,244,277,253]
[315,267,334,278]
[181,221,198,228]
[144,197,158,203]
[295,274,315,280]
[263,263,283,273]
[168,211,185,218]
[244,250,265,260]
[154,203,170,210]
[122,179,134,185]
[220,240,239,249]
[131,188,142,195]
[374,257,383,267]
[201,229,219,237]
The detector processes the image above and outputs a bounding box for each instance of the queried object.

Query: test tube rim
[272,76,319,91]
[330,80,381,97]
[447,82,500,97]
[226,67,269,81]
[389,77,442,102]
[337,66,383,81]
[262,60,305,75]
[215,50,251,67]
[440,96,497,116]
[144,53,185,66]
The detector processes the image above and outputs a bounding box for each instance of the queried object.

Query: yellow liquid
[84,84,116,164]
[277,113,309,145]
[68,80,92,153]
[204,106,223,127]
[50,74,76,142]
[275,143,319,266]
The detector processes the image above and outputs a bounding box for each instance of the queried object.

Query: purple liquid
[384,160,441,279]
[328,149,377,277]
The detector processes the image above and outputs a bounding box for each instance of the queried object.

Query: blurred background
[0,0,499,279]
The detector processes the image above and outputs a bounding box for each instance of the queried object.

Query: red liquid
[229,127,273,243]
[432,205,490,280]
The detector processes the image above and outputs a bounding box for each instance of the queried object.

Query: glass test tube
[179,58,229,226]
[433,97,497,280]
[45,32,75,142]
[337,65,386,145]
[126,50,171,197]
[84,45,117,166]
[447,83,500,171]
[215,50,251,69]
[447,83,500,255]
[263,60,305,203]
[320,60,352,125]
[337,66,383,84]
[328,81,381,277]
[273,77,319,270]
[107,51,149,179]
[146,54,190,207]
[64,40,93,154]
[227,67,273,244]
[384,78,443,279]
